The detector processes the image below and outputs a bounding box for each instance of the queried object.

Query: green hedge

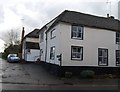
[80,70,95,78]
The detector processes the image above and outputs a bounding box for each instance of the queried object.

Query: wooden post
[19,27,25,63]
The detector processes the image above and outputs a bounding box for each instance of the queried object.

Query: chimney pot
[107,14,109,18]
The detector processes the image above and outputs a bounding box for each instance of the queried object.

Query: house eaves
[46,10,120,32]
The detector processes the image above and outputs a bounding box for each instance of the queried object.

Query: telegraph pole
[19,19,25,63]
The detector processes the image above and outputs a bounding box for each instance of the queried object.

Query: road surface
[0,58,120,91]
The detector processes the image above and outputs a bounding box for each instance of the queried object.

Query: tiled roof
[25,29,40,38]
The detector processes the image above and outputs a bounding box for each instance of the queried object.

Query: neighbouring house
[22,29,40,62]
[39,10,120,75]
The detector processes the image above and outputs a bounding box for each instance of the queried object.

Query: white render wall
[26,49,40,62]
[39,25,61,65]
[22,37,40,62]
[22,40,26,60]
[59,22,118,67]
[39,30,46,62]
[39,22,118,67]
[46,24,61,65]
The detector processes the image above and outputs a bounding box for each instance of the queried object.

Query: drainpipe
[45,32,47,62]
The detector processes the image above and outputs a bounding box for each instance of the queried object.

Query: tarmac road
[0,58,120,91]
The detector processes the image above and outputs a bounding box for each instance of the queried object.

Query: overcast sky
[0,0,119,52]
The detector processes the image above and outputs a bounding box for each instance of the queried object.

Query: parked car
[7,54,20,63]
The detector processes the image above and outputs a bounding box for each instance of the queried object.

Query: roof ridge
[63,10,120,23]
[39,10,120,33]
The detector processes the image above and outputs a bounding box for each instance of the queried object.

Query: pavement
[0,58,120,91]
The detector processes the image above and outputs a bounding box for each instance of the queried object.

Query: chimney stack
[107,14,109,18]
[21,27,25,41]
[107,14,115,19]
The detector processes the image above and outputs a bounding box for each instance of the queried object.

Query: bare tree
[4,29,20,48]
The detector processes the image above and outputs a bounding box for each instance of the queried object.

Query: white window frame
[71,25,83,40]
[98,48,108,66]
[116,50,120,66]
[50,46,55,60]
[116,32,120,44]
[71,46,83,61]
[50,29,56,39]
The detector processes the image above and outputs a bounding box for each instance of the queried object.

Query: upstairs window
[71,25,83,40]
[71,46,83,61]
[116,32,120,44]
[116,50,120,66]
[50,29,56,39]
[98,48,108,66]
[50,46,55,60]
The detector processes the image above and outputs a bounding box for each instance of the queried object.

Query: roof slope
[24,29,40,38]
[47,10,120,32]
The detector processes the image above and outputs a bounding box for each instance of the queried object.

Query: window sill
[71,37,83,40]
[71,58,83,61]
[51,36,56,39]
[50,58,55,60]
[116,64,120,66]
[98,64,108,66]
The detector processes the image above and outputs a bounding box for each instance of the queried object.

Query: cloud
[0,0,119,40]
[0,0,119,52]
[0,39,5,52]
[0,5,4,24]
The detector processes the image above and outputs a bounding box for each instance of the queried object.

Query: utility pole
[19,27,25,63]
[19,19,25,63]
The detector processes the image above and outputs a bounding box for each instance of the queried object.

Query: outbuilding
[22,29,40,62]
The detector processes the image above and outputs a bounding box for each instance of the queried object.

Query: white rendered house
[22,29,40,62]
[39,10,120,74]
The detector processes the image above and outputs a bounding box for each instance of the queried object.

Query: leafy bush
[65,72,72,78]
[80,70,95,78]
[2,53,8,60]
